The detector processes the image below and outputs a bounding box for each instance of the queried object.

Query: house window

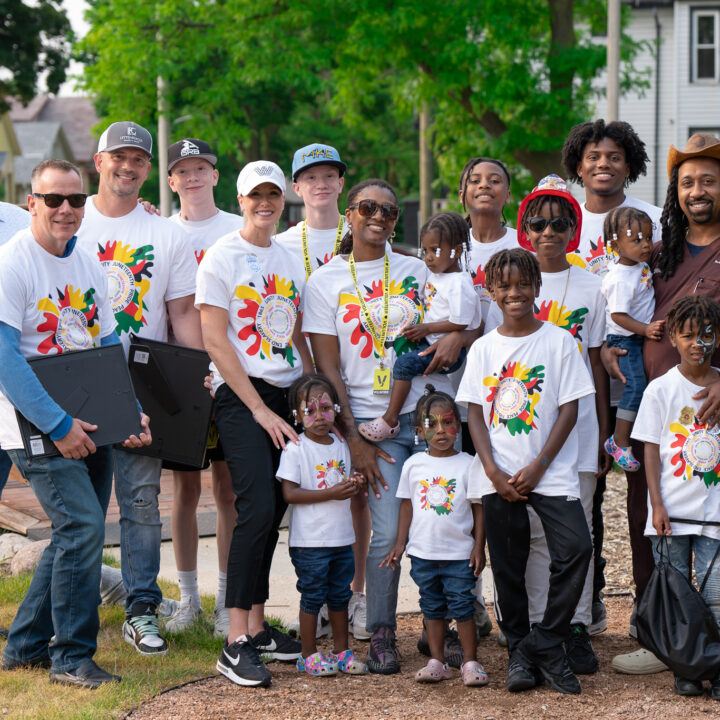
[693,9,720,82]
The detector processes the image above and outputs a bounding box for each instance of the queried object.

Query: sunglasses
[526,216,574,234]
[33,192,88,209]
[348,199,400,221]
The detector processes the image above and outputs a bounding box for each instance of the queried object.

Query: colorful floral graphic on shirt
[97,241,153,334]
[670,416,720,487]
[339,276,424,359]
[640,264,653,290]
[534,301,588,351]
[419,476,456,515]
[315,458,347,489]
[484,361,545,435]
[37,285,100,354]
[567,236,609,277]
[470,263,491,310]
[315,251,334,269]
[236,274,300,365]
[424,282,438,312]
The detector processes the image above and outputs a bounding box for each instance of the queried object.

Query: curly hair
[413,383,461,429]
[458,157,511,226]
[519,195,577,234]
[666,295,720,338]
[561,119,649,186]
[338,179,399,255]
[287,373,340,424]
[420,211,470,256]
[603,206,654,255]
[484,248,541,293]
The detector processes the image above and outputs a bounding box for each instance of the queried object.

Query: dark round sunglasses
[33,192,88,209]
[526,216,573,233]
[348,199,400,221]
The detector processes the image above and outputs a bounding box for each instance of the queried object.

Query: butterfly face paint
[299,392,337,428]
[422,411,459,442]
[697,323,717,365]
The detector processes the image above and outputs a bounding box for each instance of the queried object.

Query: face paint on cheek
[299,400,317,427]
[697,324,717,365]
[422,415,436,442]
[440,412,459,436]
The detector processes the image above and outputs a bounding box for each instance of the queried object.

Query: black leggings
[214,379,289,610]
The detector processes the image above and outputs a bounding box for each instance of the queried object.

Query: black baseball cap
[167,138,218,173]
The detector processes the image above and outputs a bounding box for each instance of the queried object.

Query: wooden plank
[0,503,47,535]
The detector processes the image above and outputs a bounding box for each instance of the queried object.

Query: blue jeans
[113,449,163,611]
[393,341,467,381]
[409,555,476,621]
[0,447,13,497]
[606,334,646,420]
[651,535,720,627]
[289,545,354,615]
[2,448,113,673]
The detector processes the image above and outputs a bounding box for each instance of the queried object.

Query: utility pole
[419,103,432,228]
[606,0,621,122]
[157,74,170,217]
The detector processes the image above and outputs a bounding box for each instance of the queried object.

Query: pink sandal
[358,416,400,442]
[461,660,488,686]
[415,658,453,683]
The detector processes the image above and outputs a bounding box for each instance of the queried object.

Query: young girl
[358,212,479,442]
[457,248,595,695]
[630,295,720,700]
[277,373,368,676]
[601,206,665,471]
[381,386,488,687]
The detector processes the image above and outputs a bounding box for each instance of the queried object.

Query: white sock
[178,569,201,607]
[216,571,227,610]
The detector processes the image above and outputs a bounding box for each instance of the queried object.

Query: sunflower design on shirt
[640,264,653,290]
[236,274,300,366]
[340,276,424,359]
[534,301,588,352]
[419,476,456,516]
[670,415,720,487]
[97,241,153,334]
[484,361,545,435]
[470,263,491,311]
[315,458,346,489]
[567,237,609,277]
[36,285,100,354]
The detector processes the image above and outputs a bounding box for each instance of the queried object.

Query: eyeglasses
[347,199,400,221]
[526,216,573,233]
[32,193,87,209]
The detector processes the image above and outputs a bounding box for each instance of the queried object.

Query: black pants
[484,491,592,674]
[214,379,289,610]
[627,438,654,600]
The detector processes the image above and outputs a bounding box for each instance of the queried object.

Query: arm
[419,328,477,375]
[469,502,486,575]
[281,477,358,504]
[694,378,720,430]
[167,294,204,349]
[510,400,578,496]
[380,498,412,569]
[589,347,612,477]
[292,314,314,375]
[200,303,298,449]
[404,321,468,342]
[610,312,664,340]
[645,442,670,536]
[600,341,627,383]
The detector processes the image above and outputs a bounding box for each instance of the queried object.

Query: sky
[61,0,90,94]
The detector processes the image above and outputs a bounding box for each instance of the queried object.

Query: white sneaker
[348,592,370,640]
[164,597,201,633]
[213,606,230,638]
[611,648,668,675]
[316,604,331,638]
[158,597,179,618]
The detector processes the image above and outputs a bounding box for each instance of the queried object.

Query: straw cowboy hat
[667,133,720,178]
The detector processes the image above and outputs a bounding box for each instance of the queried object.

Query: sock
[216,571,227,610]
[178,569,201,607]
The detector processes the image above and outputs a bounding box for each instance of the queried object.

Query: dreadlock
[484,248,541,293]
[420,211,471,258]
[458,157,511,226]
[561,119,649,186]
[657,165,688,280]
[603,206,654,255]
[666,295,720,338]
[520,195,577,234]
[339,178,399,255]
[287,373,340,424]
[413,384,461,429]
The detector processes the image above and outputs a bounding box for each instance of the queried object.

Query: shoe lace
[372,632,401,659]
[130,614,160,636]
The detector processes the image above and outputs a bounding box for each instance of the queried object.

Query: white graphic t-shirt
[397,451,476,560]
[275,219,349,278]
[601,261,655,337]
[303,251,452,419]
[196,232,305,389]
[169,209,244,266]
[277,433,355,547]
[77,199,197,350]
[632,366,720,540]
[568,196,662,277]
[0,229,116,449]
[424,270,480,345]
[457,322,594,497]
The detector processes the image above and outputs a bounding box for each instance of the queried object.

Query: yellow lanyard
[301,217,344,280]
[349,252,390,363]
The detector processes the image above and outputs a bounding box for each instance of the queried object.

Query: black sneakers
[122,603,168,655]
[506,659,538,692]
[565,623,599,674]
[251,621,301,662]
[367,626,400,674]
[673,674,704,697]
[217,636,272,687]
[535,657,581,695]
[50,659,121,689]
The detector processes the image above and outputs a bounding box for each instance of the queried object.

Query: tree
[0,0,73,115]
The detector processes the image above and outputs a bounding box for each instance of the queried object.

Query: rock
[0,532,33,562]
[9,538,50,576]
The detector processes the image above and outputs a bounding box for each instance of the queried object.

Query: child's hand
[488,467,527,502]
[380,543,404,569]
[469,546,486,576]
[645,319,665,341]
[508,459,544,496]
[329,479,360,500]
[404,323,429,342]
[652,503,672,536]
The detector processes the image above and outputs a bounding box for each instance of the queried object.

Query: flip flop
[358,417,401,443]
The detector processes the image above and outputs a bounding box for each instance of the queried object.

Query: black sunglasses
[526,216,573,233]
[33,192,88,209]
[348,199,400,221]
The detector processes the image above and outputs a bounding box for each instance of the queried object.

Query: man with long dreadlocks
[610,133,720,674]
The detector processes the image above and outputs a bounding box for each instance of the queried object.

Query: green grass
[0,571,224,720]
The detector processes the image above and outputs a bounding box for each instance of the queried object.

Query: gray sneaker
[474,600,493,638]
[164,597,201,633]
[99,565,126,607]
[214,606,230,638]
[367,627,400,674]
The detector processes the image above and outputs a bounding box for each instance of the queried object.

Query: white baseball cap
[236,161,286,196]
[97,121,153,157]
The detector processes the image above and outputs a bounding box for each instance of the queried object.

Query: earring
[390,231,396,239]
[449,249,455,259]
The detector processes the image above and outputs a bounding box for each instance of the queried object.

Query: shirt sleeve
[396,457,413,498]
[602,270,636,315]
[447,273,479,327]
[587,289,607,349]
[195,247,233,311]
[302,268,339,336]
[455,340,486,407]
[276,442,301,484]
[630,382,662,445]
[0,254,29,331]
[164,226,197,303]
[557,331,595,405]
[484,302,501,334]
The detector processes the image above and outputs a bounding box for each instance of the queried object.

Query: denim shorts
[606,333,647,418]
[409,555,476,621]
[393,341,467,381]
[289,545,354,615]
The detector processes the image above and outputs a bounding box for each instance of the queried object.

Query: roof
[13,121,75,185]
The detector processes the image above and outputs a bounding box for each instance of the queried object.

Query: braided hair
[484,248,541,293]
[666,295,720,337]
[413,384,461,429]
[657,166,688,280]
[520,195,577,234]
[603,205,653,256]
[420,211,471,264]
[287,373,340,424]
[458,157,511,227]
[339,179,399,255]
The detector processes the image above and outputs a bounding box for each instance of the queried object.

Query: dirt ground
[126,474,720,720]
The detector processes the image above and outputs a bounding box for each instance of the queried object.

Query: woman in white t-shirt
[196,160,313,688]
[303,178,469,674]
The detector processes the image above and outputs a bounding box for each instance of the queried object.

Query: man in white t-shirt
[165,138,242,636]
[0,159,150,688]
[76,121,203,657]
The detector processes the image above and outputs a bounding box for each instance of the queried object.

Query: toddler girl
[381,386,488,687]
[358,212,479,442]
[601,206,665,471]
[277,373,368,676]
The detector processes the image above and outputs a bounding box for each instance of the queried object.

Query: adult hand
[348,436,394,499]
[54,418,97,459]
[252,404,298,450]
[600,343,627,383]
[122,413,152,448]
[137,198,161,215]
[694,379,720,429]
[419,332,464,375]
[204,373,216,399]
[645,319,665,341]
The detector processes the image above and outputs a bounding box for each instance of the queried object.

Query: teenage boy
[165,138,243,636]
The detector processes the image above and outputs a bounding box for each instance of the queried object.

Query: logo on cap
[127,127,136,136]
[255,165,274,176]
[180,140,200,157]
[302,148,334,163]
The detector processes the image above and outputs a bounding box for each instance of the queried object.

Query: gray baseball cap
[97,121,153,157]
